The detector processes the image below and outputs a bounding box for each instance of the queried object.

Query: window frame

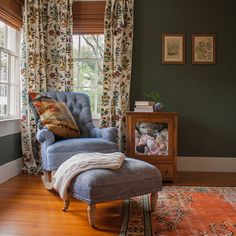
[0,21,21,120]
[73,34,104,119]
[72,1,105,121]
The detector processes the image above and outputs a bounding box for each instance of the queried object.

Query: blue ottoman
[65,158,162,227]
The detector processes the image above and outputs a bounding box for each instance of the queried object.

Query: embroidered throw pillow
[29,92,52,128]
[29,92,80,138]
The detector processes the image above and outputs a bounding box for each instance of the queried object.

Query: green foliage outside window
[73,35,104,117]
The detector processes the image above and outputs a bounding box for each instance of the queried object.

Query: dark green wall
[0,133,22,165]
[131,0,236,157]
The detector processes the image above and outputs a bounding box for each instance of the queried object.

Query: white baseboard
[177,156,236,172]
[0,158,23,184]
[0,157,235,184]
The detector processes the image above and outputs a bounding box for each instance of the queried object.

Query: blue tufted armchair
[36,92,118,188]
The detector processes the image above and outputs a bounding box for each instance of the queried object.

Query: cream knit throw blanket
[53,152,126,200]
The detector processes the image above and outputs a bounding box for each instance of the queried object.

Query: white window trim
[73,34,103,118]
[0,22,21,121]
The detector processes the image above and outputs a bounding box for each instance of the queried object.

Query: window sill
[0,118,21,137]
[0,117,21,122]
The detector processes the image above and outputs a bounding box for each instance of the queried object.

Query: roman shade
[0,0,23,30]
[73,1,105,34]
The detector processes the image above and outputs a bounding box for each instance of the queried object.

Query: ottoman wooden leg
[63,198,71,212]
[87,204,96,227]
[41,171,55,190]
[150,192,158,211]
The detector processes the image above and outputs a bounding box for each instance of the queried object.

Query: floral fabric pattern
[21,0,73,174]
[100,0,134,151]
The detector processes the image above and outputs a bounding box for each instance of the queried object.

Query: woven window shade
[73,1,105,34]
[0,1,105,33]
[0,0,23,30]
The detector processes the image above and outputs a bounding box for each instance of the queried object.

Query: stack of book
[134,101,155,112]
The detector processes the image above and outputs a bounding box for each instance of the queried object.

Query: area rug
[119,186,236,236]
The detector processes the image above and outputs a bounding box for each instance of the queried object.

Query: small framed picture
[192,34,216,64]
[162,34,185,64]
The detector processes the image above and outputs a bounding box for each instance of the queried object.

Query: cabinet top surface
[126,111,178,116]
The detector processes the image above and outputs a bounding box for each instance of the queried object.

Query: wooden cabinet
[126,112,178,182]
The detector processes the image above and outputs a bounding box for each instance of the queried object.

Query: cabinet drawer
[156,164,174,180]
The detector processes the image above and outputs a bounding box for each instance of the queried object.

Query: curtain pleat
[100,0,134,151]
[21,0,73,174]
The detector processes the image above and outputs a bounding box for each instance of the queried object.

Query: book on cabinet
[134,108,154,112]
[135,101,155,106]
[134,101,154,112]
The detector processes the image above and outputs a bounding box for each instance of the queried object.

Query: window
[0,21,20,119]
[73,35,104,118]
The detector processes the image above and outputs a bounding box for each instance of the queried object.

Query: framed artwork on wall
[192,34,216,64]
[162,34,185,64]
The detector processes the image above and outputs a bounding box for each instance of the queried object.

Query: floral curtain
[21,0,73,174]
[100,0,134,151]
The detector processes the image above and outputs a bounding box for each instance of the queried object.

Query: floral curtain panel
[100,0,134,151]
[21,0,73,174]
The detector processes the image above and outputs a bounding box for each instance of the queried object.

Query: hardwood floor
[0,172,235,236]
[176,171,236,187]
[0,174,122,236]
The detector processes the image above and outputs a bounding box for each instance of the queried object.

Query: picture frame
[162,34,185,64]
[192,34,216,64]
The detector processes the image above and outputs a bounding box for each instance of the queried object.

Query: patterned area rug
[119,186,236,236]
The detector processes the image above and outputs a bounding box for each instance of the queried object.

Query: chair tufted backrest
[43,92,95,137]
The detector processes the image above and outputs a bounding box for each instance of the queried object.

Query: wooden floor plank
[0,172,236,236]
[0,174,122,236]
[176,171,236,187]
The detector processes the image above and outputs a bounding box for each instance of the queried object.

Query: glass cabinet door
[127,115,175,162]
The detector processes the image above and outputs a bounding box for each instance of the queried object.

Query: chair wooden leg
[150,192,158,211]
[41,171,55,190]
[63,198,71,212]
[87,204,96,227]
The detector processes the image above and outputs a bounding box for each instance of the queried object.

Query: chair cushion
[45,138,118,170]
[29,92,80,138]
[69,158,162,204]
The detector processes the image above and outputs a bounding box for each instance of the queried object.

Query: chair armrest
[91,127,118,143]
[36,128,55,146]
